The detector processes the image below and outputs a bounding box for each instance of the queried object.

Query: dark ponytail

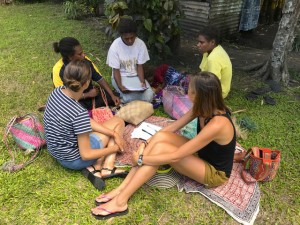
[53,37,80,60]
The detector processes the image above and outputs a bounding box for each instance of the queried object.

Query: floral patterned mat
[177,162,260,225]
[116,116,260,225]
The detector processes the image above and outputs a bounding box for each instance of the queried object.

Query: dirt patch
[164,23,300,84]
[234,23,279,50]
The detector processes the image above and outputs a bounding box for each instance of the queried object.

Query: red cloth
[152,64,169,87]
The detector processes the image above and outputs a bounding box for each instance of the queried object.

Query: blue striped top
[43,86,92,161]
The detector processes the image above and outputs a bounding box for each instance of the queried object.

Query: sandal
[82,165,105,190]
[92,206,129,220]
[101,167,128,179]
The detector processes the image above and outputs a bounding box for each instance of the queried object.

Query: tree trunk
[245,0,300,84]
[270,0,300,84]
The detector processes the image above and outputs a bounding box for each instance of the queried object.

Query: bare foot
[87,165,102,178]
[101,167,127,178]
[91,197,128,216]
[95,189,121,204]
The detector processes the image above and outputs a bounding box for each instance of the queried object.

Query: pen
[142,129,153,136]
[146,124,159,132]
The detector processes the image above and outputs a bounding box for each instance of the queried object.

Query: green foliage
[63,0,90,20]
[63,0,103,19]
[104,0,183,59]
[13,0,48,3]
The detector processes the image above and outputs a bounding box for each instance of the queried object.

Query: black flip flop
[263,95,276,105]
[245,92,258,101]
[92,208,129,220]
[101,167,129,179]
[251,87,271,95]
[82,165,105,190]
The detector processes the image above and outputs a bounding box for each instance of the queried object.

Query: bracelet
[143,140,148,146]
[82,93,85,99]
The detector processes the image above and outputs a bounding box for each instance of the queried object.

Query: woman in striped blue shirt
[44,61,128,190]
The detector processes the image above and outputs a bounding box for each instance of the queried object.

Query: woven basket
[146,166,182,189]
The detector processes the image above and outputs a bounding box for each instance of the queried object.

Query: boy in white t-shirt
[106,18,154,103]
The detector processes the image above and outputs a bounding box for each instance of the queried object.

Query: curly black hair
[118,18,137,34]
[198,26,221,45]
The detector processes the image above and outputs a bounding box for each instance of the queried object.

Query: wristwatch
[137,154,143,166]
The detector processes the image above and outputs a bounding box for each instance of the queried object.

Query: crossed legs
[86,116,126,177]
[91,131,207,217]
[91,143,159,216]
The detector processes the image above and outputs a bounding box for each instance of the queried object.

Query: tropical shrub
[63,0,102,19]
[13,0,48,2]
[104,0,183,59]
[63,0,89,19]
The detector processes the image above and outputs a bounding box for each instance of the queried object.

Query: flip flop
[82,165,105,190]
[101,167,129,179]
[251,87,271,95]
[94,194,112,206]
[92,207,129,220]
[245,92,258,101]
[263,95,276,105]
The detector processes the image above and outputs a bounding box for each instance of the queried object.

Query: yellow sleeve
[52,59,64,87]
[85,56,102,75]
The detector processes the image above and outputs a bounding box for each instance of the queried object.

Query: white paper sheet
[131,122,162,140]
[124,77,149,91]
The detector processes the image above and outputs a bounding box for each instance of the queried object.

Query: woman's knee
[106,116,125,128]
[143,89,154,102]
[114,116,125,127]
[146,142,168,155]
[151,131,172,143]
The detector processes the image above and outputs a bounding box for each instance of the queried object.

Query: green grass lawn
[0,2,300,225]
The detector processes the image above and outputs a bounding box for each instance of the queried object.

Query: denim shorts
[57,133,104,170]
